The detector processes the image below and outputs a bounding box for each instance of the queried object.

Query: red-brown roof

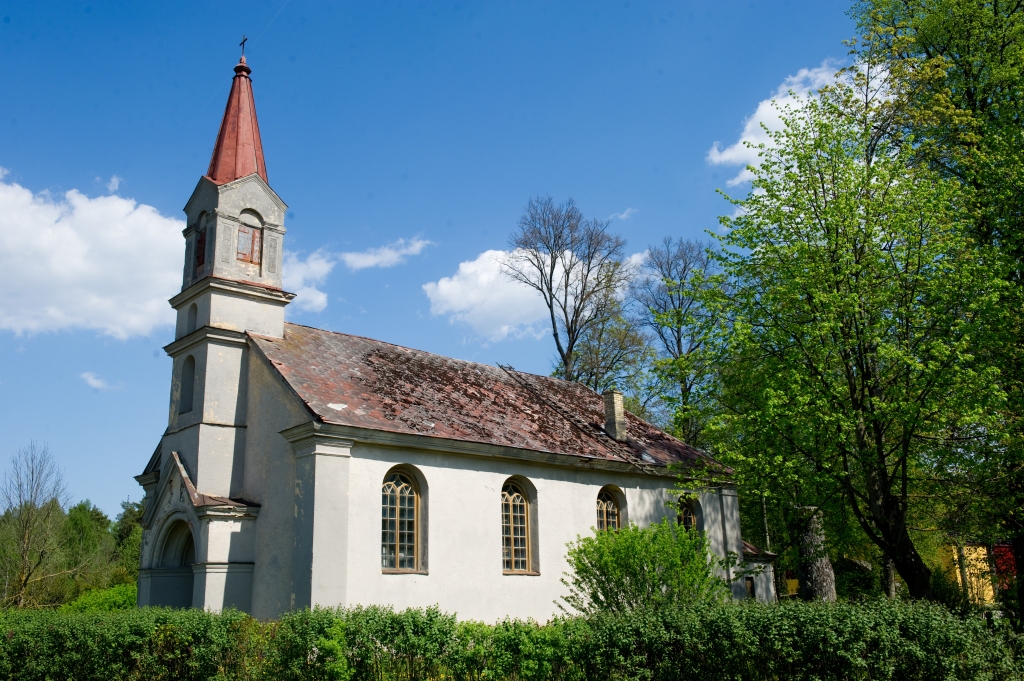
[206,57,268,186]
[250,323,719,472]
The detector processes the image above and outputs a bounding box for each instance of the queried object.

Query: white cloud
[707,61,839,185]
[0,168,183,338]
[281,238,431,313]
[422,249,549,341]
[106,175,122,193]
[609,207,637,220]
[283,249,336,313]
[339,238,432,271]
[80,372,110,390]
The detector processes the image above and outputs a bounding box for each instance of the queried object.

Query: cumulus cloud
[339,238,432,271]
[609,207,637,220]
[80,372,110,390]
[106,175,122,193]
[422,250,549,341]
[283,249,336,313]
[281,238,432,313]
[707,61,839,185]
[0,168,183,338]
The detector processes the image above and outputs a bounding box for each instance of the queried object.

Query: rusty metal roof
[250,323,719,471]
[206,56,268,186]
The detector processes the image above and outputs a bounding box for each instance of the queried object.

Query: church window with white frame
[596,488,620,531]
[501,481,530,572]
[381,472,418,571]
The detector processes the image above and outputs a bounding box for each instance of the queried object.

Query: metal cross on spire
[240,34,248,56]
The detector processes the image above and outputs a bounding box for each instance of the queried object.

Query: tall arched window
[186,303,198,334]
[596,489,620,531]
[381,472,418,570]
[501,481,530,572]
[178,355,195,414]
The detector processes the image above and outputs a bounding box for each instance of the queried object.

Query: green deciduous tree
[854,0,1024,619]
[698,66,1004,599]
[0,444,144,607]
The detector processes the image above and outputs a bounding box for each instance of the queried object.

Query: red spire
[206,56,268,185]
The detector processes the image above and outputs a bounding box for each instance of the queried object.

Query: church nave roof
[250,323,722,472]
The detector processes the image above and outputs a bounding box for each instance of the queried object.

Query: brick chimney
[603,390,627,442]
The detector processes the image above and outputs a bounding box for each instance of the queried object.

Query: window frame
[679,505,697,532]
[596,489,620,531]
[502,480,536,575]
[381,471,422,573]
[236,224,262,265]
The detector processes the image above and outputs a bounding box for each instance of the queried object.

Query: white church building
[135,56,776,621]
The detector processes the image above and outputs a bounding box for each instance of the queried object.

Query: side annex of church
[134,56,776,621]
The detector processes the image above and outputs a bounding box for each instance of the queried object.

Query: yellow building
[942,544,997,605]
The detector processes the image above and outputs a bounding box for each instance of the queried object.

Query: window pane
[381,473,416,570]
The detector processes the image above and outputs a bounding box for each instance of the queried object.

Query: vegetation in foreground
[1,599,1020,681]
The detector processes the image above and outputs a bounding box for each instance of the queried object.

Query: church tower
[165,54,293,497]
[136,55,292,611]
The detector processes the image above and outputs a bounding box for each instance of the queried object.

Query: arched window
[596,489,620,531]
[237,210,263,264]
[501,481,530,572]
[381,472,418,570]
[679,505,697,531]
[186,304,198,334]
[178,355,195,414]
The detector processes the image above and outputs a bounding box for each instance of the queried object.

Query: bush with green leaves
[560,517,728,615]
[0,601,1019,681]
[60,583,138,612]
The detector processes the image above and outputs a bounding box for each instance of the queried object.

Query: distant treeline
[0,443,142,608]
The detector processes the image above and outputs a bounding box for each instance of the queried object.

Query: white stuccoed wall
[340,446,705,622]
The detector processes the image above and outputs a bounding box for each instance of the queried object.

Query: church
[134,56,776,621]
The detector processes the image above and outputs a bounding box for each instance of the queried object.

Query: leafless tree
[0,442,69,607]
[631,237,720,445]
[503,197,632,383]
[569,292,652,394]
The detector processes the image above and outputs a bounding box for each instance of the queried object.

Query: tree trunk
[880,555,896,598]
[794,506,836,602]
[886,523,933,599]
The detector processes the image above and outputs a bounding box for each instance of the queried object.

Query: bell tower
[137,55,293,612]
[172,55,292,340]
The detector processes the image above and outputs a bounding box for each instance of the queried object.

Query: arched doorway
[149,519,196,608]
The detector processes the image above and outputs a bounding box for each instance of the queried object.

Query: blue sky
[0,0,855,517]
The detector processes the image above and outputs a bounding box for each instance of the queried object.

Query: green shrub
[0,607,253,681]
[561,518,728,615]
[0,601,1018,681]
[60,583,138,612]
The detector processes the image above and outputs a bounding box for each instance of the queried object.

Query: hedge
[0,599,1020,681]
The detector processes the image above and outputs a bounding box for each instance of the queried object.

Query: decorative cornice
[170,276,295,309]
[278,420,677,479]
[163,326,248,356]
[282,422,355,459]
